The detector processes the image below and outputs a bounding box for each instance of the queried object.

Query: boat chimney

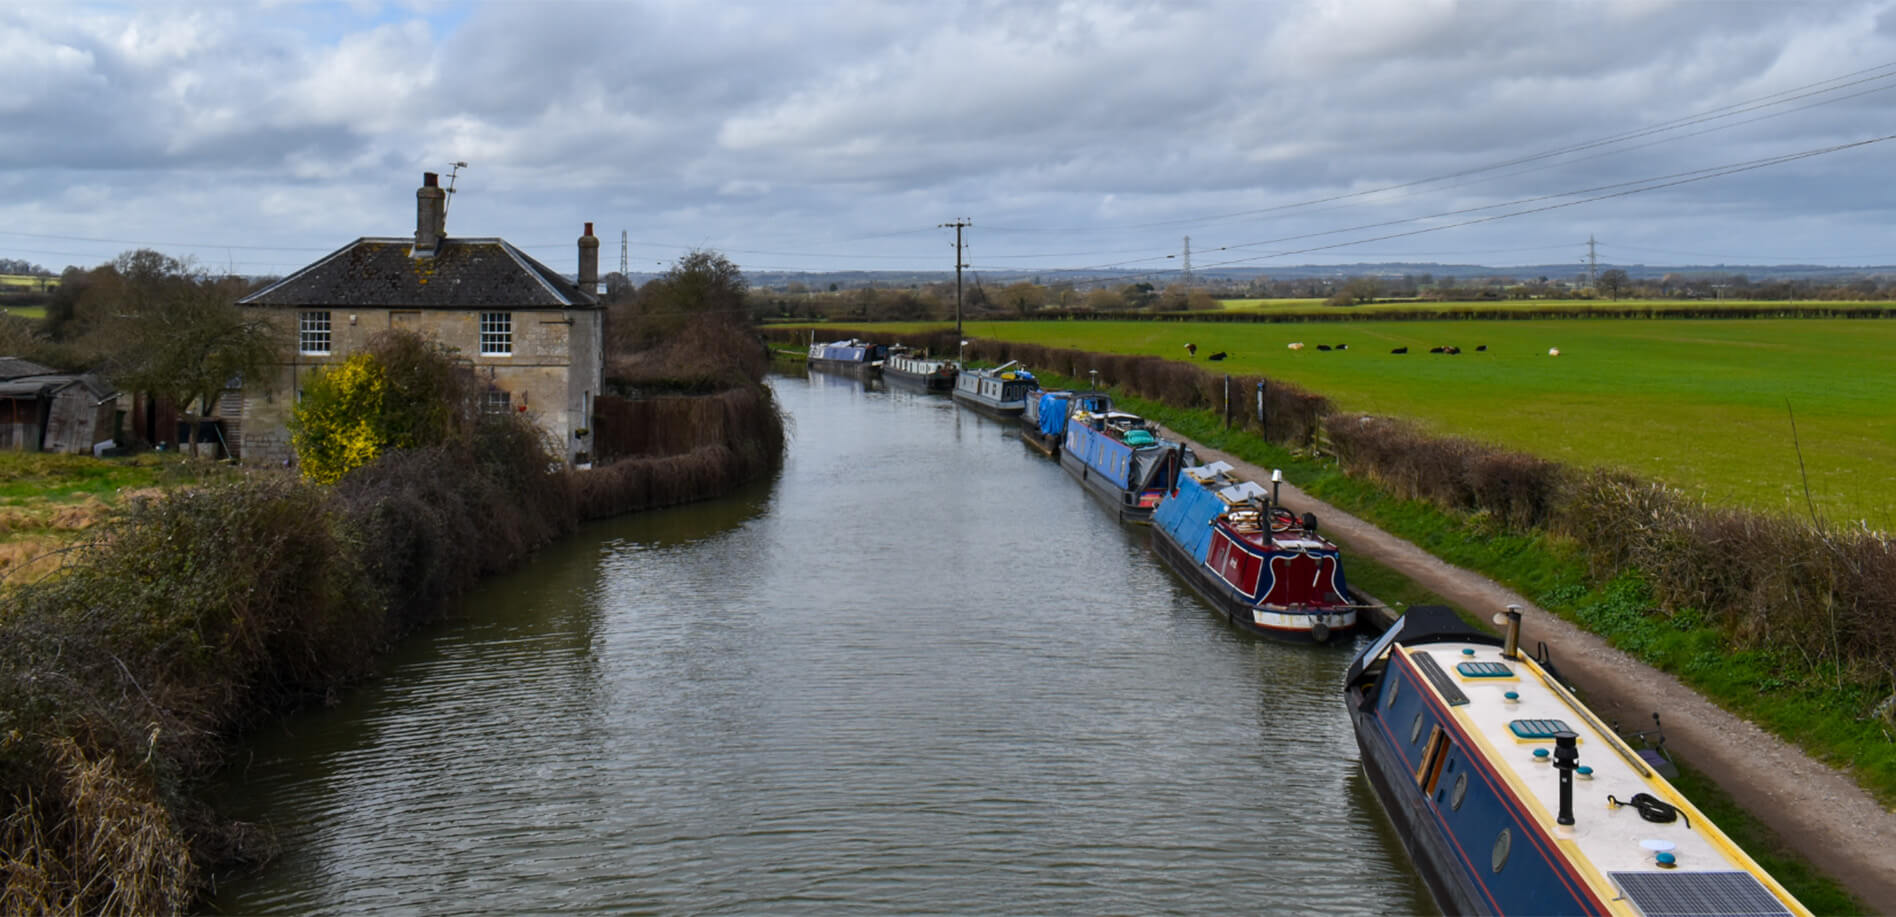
[1496,604,1523,660]
[1553,731,1579,826]
[1270,468,1284,508]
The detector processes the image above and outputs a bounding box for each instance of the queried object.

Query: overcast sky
[6,0,1896,283]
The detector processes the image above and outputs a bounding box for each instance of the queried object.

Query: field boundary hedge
[769,326,1896,692]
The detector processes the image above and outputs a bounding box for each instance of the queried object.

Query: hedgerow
[772,326,1896,696]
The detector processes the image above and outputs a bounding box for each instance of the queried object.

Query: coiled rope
[1607,793,1691,829]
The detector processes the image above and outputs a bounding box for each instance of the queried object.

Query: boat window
[1450,772,1469,811]
[1410,712,1425,744]
[1491,828,1512,873]
[1414,726,1451,796]
[1384,677,1399,709]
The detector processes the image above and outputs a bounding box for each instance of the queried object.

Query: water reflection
[208,374,1431,915]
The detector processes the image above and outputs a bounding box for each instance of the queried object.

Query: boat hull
[883,367,955,391]
[951,389,1027,415]
[1058,445,1157,522]
[807,358,876,376]
[1349,698,1496,916]
[1150,522,1356,643]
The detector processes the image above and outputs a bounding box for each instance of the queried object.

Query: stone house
[237,173,604,466]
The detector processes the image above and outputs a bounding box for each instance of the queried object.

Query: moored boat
[951,360,1037,415]
[880,346,958,392]
[1057,407,1194,522]
[1344,606,1808,917]
[1019,389,1114,456]
[1149,461,1357,643]
[807,339,884,376]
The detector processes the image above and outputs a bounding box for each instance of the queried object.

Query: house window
[482,388,512,414]
[299,311,331,354]
[480,312,512,356]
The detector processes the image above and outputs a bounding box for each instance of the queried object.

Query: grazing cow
[1336,344,1348,350]
[1444,345,1461,355]
[1316,344,1332,351]
[1208,351,1228,361]
[1548,347,1561,356]
[1475,345,1487,352]
[1391,346,1408,354]
[1428,346,1445,354]
[1287,342,1304,351]
[1186,342,1197,356]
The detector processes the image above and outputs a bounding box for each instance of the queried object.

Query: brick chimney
[415,172,445,255]
[577,221,599,293]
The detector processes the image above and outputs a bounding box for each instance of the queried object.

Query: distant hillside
[615,262,1896,291]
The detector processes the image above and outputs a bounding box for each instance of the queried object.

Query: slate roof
[0,357,59,380]
[239,237,598,309]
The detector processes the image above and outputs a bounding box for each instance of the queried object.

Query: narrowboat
[1057,407,1194,523]
[807,339,884,376]
[1345,606,1808,917]
[880,346,958,392]
[951,360,1038,415]
[1019,389,1114,456]
[1149,461,1357,643]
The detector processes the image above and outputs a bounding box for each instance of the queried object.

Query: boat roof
[1361,614,1804,915]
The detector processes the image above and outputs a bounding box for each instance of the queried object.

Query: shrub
[289,331,474,484]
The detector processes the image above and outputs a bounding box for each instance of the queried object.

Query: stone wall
[238,306,605,467]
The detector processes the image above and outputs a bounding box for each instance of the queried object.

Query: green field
[881,318,1896,523]
[1214,297,1896,315]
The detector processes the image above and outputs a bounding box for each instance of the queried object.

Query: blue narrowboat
[1149,461,1357,643]
[807,339,884,376]
[1345,606,1808,917]
[951,360,1037,415]
[1019,389,1114,456]
[1057,407,1194,523]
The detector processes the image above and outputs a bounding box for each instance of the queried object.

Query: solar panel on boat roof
[1218,481,1267,503]
[1610,871,1792,917]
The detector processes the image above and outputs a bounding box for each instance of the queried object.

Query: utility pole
[1183,235,1193,285]
[1586,234,1598,287]
[620,231,629,277]
[941,219,971,337]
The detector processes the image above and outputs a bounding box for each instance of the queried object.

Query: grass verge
[1047,376,1872,911]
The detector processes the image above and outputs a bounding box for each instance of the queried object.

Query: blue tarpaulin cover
[1152,468,1224,563]
[1036,392,1073,436]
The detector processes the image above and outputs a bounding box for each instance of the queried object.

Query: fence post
[1223,374,1231,429]
[1256,380,1266,433]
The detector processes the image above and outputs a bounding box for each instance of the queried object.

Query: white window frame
[482,388,513,414]
[299,311,331,355]
[480,312,513,356]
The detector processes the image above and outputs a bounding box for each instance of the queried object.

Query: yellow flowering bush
[288,331,474,484]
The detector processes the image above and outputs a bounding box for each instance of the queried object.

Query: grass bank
[874,318,1896,523]
[0,454,236,583]
[1080,381,1869,913]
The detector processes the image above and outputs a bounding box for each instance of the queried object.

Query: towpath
[1183,438,1896,909]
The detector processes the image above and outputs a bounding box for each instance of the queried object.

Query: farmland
[1214,296,1896,315]
[875,317,1896,524]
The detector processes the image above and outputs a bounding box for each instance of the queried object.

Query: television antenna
[444,161,469,216]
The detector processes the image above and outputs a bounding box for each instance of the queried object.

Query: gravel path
[1185,440,1896,908]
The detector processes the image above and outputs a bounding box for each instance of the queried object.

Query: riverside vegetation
[2,254,784,914]
[770,326,1896,811]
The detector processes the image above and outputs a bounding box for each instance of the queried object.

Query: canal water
[208,370,1432,915]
